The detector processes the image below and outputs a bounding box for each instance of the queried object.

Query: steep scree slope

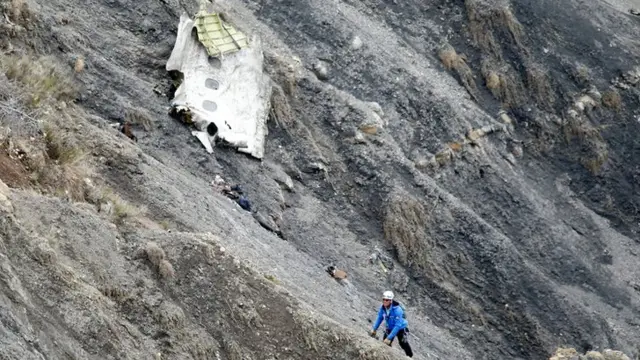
[0,0,639,359]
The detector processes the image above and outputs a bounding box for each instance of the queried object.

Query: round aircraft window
[205,78,219,90]
[202,100,217,112]
[208,57,222,69]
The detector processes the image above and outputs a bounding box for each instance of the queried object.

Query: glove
[369,330,377,338]
[383,338,392,346]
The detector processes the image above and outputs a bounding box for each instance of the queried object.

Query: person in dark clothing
[369,290,413,357]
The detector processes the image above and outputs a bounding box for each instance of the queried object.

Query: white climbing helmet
[382,290,394,300]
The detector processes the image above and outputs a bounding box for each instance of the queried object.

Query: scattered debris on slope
[0,178,404,359]
[1,0,640,359]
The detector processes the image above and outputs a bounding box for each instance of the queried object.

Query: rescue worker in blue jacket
[369,290,413,357]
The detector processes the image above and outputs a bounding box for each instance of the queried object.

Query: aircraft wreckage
[166,5,271,159]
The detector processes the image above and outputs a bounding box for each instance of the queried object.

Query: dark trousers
[383,328,413,357]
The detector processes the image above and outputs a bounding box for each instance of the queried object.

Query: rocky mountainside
[0,0,639,359]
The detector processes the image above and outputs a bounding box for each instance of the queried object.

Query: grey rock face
[0,0,639,359]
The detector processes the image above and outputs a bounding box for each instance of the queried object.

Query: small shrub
[142,242,174,280]
[434,148,454,166]
[269,84,295,132]
[525,63,555,109]
[448,142,463,152]
[155,301,185,329]
[100,285,129,303]
[42,123,85,165]
[481,59,525,108]
[0,54,89,201]
[573,62,592,85]
[359,124,378,135]
[4,0,31,25]
[439,45,460,70]
[563,116,609,175]
[98,187,145,223]
[264,274,280,284]
[31,239,58,266]
[125,108,153,131]
[382,191,430,270]
[221,337,244,360]
[145,242,165,267]
[159,220,170,230]
[266,53,297,97]
[550,348,632,360]
[465,0,524,57]
[158,259,175,279]
[582,148,608,175]
[438,44,478,99]
[485,70,500,90]
[113,199,142,221]
[601,89,622,111]
[2,55,78,108]
[74,57,85,73]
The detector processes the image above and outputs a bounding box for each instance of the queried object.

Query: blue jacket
[372,301,408,340]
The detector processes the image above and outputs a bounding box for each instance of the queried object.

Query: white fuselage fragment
[166,14,271,159]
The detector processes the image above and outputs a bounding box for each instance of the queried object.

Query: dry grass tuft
[382,189,459,286]
[601,89,622,112]
[563,116,604,144]
[0,54,91,201]
[74,57,85,73]
[573,62,592,85]
[268,82,327,164]
[550,347,579,359]
[159,220,170,230]
[525,62,555,109]
[582,148,608,175]
[359,124,378,135]
[434,147,454,166]
[563,116,609,174]
[485,70,500,90]
[465,0,525,58]
[96,187,145,223]
[264,53,300,134]
[221,337,244,360]
[550,348,632,360]
[1,55,78,108]
[100,285,129,303]
[2,0,32,26]
[439,45,461,71]
[30,239,58,266]
[266,53,297,97]
[125,107,153,131]
[438,44,478,100]
[155,301,186,330]
[42,122,86,165]
[143,242,175,280]
[145,242,166,267]
[481,59,525,108]
[264,273,281,284]
[448,141,463,152]
[158,259,175,279]
[600,349,632,360]
[382,191,430,270]
[269,83,296,133]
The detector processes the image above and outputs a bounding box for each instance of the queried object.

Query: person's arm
[386,307,407,340]
[372,306,384,331]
